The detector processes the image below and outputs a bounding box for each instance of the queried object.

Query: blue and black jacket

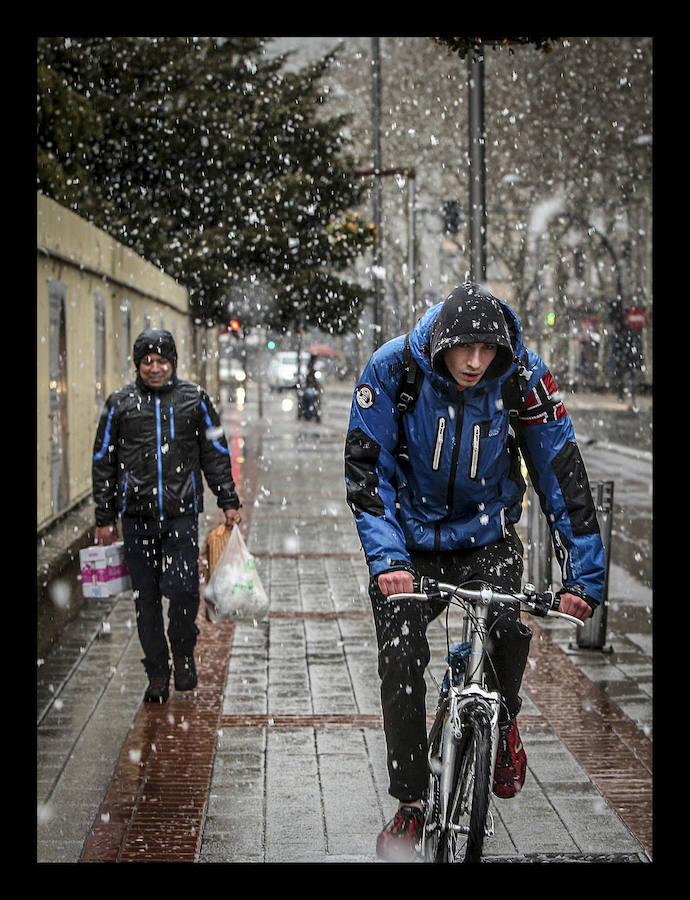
[92,373,240,526]
[345,285,606,608]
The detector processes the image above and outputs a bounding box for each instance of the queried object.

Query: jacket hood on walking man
[345,282,606,609]
[132,328,178,392]
[133,328,178,372]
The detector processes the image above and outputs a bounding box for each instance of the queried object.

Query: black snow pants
[369,526,532,803]
[121,514,201,677]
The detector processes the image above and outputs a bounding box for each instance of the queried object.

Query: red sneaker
[493,718,527,799]
[376,805,425,861]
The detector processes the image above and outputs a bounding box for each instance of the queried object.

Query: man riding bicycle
[344,283,605,861]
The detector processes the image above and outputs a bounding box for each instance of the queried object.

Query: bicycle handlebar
[389,577,584,627]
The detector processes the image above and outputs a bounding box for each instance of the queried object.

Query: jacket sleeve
[197,390,241,510]
[344,347,411,579]
[517,350,606,607]
[92,397,120,527]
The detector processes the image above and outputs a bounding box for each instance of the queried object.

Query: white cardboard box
[79,542,131,598]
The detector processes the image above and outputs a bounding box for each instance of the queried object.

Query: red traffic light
[229,319,241,333]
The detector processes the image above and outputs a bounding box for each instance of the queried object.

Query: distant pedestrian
[345,282,605,861]
[92,328,242,703]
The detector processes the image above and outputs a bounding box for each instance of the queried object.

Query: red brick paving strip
[80,615,235,862]
[523,623,653,860]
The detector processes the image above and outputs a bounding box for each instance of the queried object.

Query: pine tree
[37,36,376,333]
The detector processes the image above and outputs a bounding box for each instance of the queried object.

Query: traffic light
[442,200,461,235]
[229,319,241,337]
[546,312,556,327]
[267,339,276,351]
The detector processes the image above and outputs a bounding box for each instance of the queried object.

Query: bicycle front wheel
[442,705,492,863]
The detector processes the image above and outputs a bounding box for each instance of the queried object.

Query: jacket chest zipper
[444,400,464,515]
[469,423,481,479]
[435,400,464,550]
[432,417,446,471]
[155,395,164,517]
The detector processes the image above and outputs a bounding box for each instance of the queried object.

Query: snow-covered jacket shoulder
[92,376,240,525]
[344,302,606,607]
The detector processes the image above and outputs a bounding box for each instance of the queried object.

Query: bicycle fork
[438,714,457,827]
[460,599,502,802]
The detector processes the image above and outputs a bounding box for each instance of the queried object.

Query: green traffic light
[546,312,556,326]
[267,340,276,350]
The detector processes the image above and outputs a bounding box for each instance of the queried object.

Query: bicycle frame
[427,587,501,859]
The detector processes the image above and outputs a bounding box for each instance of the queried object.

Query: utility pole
[406,172,417,329]
[467,47,487,282]
[371,37,383,348]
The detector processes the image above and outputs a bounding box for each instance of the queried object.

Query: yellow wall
[37,193,220,529]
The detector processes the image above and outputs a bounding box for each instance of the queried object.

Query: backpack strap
[501,350,530,425]
[396,333,425,414]
[500,350,530,499]
[395,333,425,461]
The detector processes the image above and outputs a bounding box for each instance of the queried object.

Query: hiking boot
[144,671,170,704]
[493,718,527,799]
[173,654,198,691]
[376,805,425,861]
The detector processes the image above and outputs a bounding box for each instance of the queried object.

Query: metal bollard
[576,480,614,650]
[526,485,551,592]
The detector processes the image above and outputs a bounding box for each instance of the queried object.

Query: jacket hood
[133,328,178,370]
[410,283,523,388]
[426,283,515,383]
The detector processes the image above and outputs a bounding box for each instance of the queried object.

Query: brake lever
[418,576,443,603]
[389,577,444,604]
[530,589,557,617]
[522,587,584,627]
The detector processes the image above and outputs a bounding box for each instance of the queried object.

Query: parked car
[266,351,307,390]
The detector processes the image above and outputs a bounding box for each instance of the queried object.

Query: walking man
[92,328,242,703]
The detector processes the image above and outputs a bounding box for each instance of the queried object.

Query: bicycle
[389,577,584,864]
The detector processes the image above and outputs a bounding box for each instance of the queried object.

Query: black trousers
[121,515,201,676]
[369,528,532,803]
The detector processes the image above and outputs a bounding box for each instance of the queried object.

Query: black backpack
[394,332,530,462]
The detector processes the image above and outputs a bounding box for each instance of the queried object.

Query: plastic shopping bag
[204,526,268,623]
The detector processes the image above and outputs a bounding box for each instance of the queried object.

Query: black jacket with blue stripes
[92,374,240,527]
